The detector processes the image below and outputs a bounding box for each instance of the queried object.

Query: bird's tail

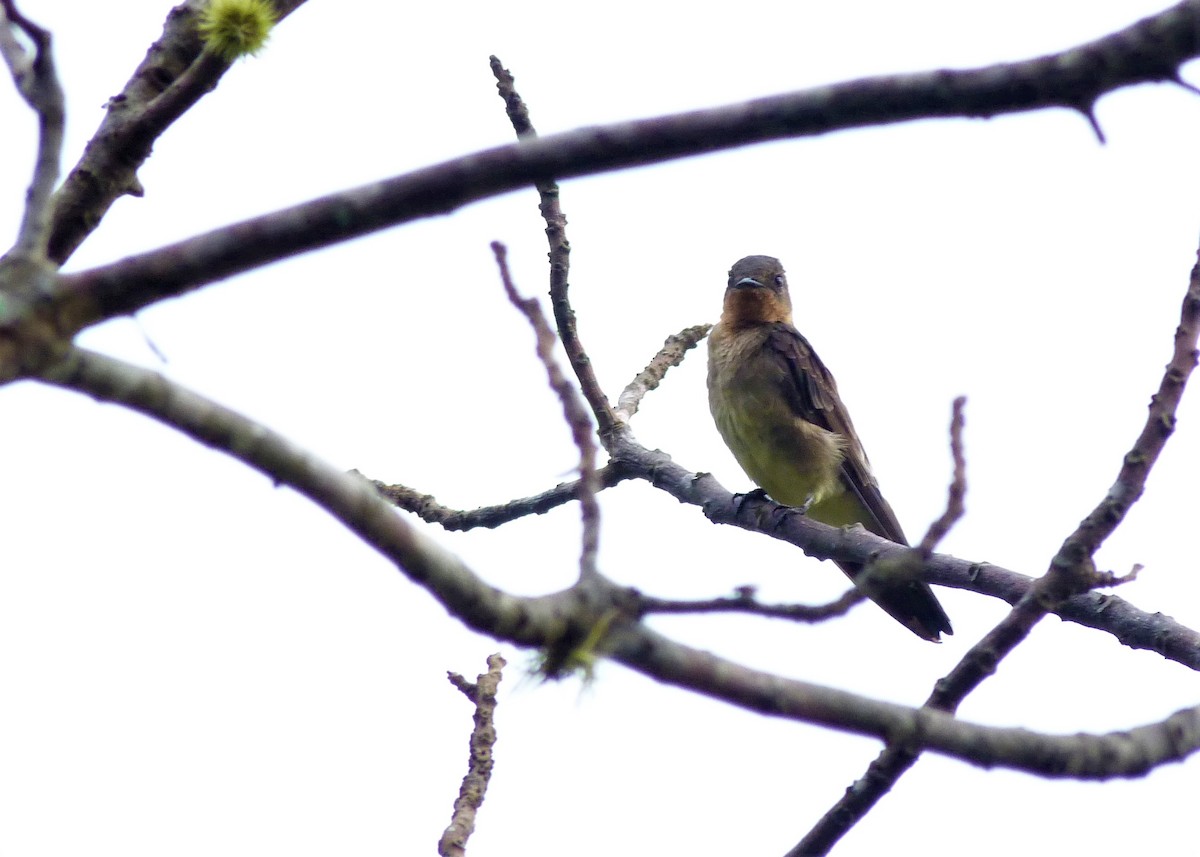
[837,559,953,642]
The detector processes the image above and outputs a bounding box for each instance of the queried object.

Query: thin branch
[492,241,601,581]
[52,2,1200,333]
[438,653,506,857]
[787,400,972,852]
[489,56,616,435]
[786,399,967,854]
[615,324,712,423]
[365,320,707,528]
[915,396,967,554]
[793,240,1200,855]
[935,238,1200,699]
[638,586,865,623]
[0,0,63,259]
[369,462,632,531]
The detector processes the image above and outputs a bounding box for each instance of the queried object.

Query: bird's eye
[773,274,785,287]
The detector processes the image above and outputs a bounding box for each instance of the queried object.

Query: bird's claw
[732,487,771,515]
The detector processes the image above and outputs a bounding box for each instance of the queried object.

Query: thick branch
[607,621,1200,779]
[45,0,308,265]
[29,347,1200,779]
[35,346,557,647]
[53,1,1200,332]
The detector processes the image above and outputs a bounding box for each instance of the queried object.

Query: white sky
[2,1,1199,855]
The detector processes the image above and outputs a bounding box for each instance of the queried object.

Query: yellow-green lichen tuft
[198,0,278,61]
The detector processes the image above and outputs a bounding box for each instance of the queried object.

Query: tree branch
[52,1,1200,333]
[608,619,1200,779]
[34,345,562,647]
[438,653,505,857]
[369,462,632,531]
[0,0,63,259]
[45,0,309,265]
[915,396,968,555]
[492,241,602,582]
[365,321,711,529]
[29,347,1200,779]
[599,424,1200,671]
[615,324,712,423]
[793,234,1200,854]
[489,55,616,434]
[638,586,865,624]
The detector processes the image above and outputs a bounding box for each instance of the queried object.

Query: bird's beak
[731,276,763,290]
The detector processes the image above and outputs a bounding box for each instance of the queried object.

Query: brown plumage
[707,255,952,641]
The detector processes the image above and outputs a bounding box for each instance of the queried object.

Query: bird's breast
[707,326,845,507]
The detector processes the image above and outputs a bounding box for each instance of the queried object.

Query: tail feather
[837,560,953,642]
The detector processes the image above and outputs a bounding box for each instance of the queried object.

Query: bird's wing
[765,323,908,545]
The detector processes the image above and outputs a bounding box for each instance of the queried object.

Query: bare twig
[787,400,971,852]
[492,242,601,582]
[490,55,616,436]
[366,319,710,526]
[489,51,617,589]
[638,586,865,623]
[438,653,506,857]
[615,324,712,423]
[490,55,617,584]
[793,242,1200,855]
[369,462,632,530]
[916,396,967,554]
[938,241,1200,695]
[0,0,63,259]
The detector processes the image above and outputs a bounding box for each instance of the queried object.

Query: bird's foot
[732,487,771,515]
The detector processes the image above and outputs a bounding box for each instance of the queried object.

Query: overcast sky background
[1,1,1199,855]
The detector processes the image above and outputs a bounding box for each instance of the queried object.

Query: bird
[706,254,952,641]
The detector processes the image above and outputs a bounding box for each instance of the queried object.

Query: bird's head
[722,255,793,327]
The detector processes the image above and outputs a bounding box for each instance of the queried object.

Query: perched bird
[706,255,952,641]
